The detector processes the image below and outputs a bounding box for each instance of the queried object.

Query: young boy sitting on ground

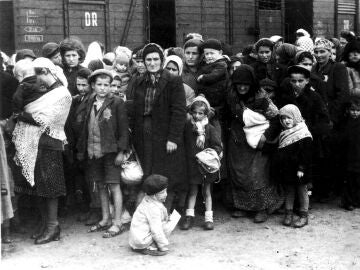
[129,174,178,256]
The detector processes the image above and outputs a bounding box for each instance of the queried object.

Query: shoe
[88,222,111,233]
[204,221,214,230]
[180,216,194,230]
[254,210,268,223]
[282,210,293,226]
[85,209,102,226]
[344,205,355,211]
[102,224,126,238]
[142,248,168,256]
[34,225,60,245]
[1,227,12,244]
[231,210,247,218]
[293,212,308,228]
[31,219,47,240]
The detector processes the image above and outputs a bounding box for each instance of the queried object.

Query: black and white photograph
[1,0,360,269]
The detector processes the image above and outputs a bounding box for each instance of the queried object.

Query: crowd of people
[1,28,360,256]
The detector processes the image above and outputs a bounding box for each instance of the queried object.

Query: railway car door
[0,0,15,55]
[65,0,107,50]
[146,0,176,49]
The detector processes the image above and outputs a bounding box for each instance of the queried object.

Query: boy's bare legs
[98,184,111,226]
[109,183,123,227]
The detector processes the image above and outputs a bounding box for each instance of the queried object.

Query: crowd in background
[1,28,360,255]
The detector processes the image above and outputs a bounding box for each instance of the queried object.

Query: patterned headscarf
[295,36,314,53]
[314,39,333,52]
[279,104,304,125]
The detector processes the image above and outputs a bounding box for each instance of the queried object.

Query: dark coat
[184,120,222,184]
[131,70,187,191]
[311,61,349,127]
[76,94,129,159]
[0,71,18,119]
[197,58,229,121]
[63,65,82,96]
[250,60,287,87]
[277,84,331,137]
[341,117,360,173]
[65,94,91,151]
[273,137,313,185]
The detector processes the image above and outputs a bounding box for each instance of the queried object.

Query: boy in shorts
[76,69,129,238]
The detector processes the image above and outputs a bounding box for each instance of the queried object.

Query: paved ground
[2,200,360,270]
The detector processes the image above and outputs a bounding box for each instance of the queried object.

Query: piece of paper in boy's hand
[167,209,181,231]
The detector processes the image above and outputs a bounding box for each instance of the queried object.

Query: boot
[1,227,12,244]
[254,210,268,223]
[34,225,60,245]
[180,216,194,230]
[31,217,47,239]
[294,211,308,228]
[85,208,101,226]
[282,210,293,226]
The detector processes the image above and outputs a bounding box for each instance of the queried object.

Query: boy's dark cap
[15,49,36,62]
[88,68,113,84]
[142,174,168,195]
[288,65,310,78]
[42,42,60,58]
[200,38,222,52]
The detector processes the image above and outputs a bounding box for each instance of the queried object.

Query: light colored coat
[129,195,170,250]
[347,67,360,98]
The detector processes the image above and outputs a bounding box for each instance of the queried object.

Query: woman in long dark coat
[131,43,187,211]
[227,65,282,223]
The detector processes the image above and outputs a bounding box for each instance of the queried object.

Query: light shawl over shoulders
[12,86,72,186]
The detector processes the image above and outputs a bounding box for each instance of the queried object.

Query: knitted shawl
[12,86,72,186]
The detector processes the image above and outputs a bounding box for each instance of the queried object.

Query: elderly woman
[227,65,282,223]
[131,43,187,211]
[12,58,72,244]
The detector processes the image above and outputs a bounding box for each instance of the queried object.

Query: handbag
[120,146,143,186]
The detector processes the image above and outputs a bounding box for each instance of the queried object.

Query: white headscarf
[32,57,68,88]
[83,41,104,68]
[163,55,184,75]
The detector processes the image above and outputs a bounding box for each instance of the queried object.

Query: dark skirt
[228,130,282,211]
[13,148,66,198]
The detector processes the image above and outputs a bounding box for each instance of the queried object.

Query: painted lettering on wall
[26,9,39,25]
[24,35,44,43]
[85,12,98,27]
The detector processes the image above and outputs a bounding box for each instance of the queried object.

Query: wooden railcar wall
[12,0,146,56]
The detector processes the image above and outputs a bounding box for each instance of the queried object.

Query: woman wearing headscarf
[227,65,282,223]
[163,54,195,106]
[343,39,360,98]
[130,43,187,211]
[251,38,287,87]
[311,39,350,201]
[275,43,298,67]
[59,37,86,96]
[12,58,72,244]
[82,41,104,68]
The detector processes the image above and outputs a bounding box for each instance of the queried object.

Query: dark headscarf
[343,40,360,71]
[230,64,258,100]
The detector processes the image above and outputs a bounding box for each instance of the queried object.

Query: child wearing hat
[129,174,175,256]
[196,38,229,121]
[75,69,129,238]
[180,95,222,231]
[273,104,313,228]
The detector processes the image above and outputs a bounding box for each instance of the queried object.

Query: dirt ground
[2,200,360,270]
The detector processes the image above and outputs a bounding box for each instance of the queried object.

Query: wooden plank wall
[313,0,335,38]
[108,0,145,50]
[0,0,15,55]
[13,0,64,56]
[175,0,227,46]
[232,0,257,52]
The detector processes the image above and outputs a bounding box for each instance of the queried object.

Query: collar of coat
[137,69,173,93]
[88,93,114,116]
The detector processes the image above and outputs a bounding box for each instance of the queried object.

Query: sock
[185,209,195,217]
[204,211,213,222]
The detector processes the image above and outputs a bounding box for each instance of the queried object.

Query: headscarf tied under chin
[278,104,312,148]
[190,95,211,149]
[163,55,184,75]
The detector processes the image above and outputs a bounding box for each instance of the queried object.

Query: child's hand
[197,75,204,82]
[114,151,125,166]
[297,171,304,178]
[166,141,177,153]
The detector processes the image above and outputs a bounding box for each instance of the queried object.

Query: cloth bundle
[242,108,270,149]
